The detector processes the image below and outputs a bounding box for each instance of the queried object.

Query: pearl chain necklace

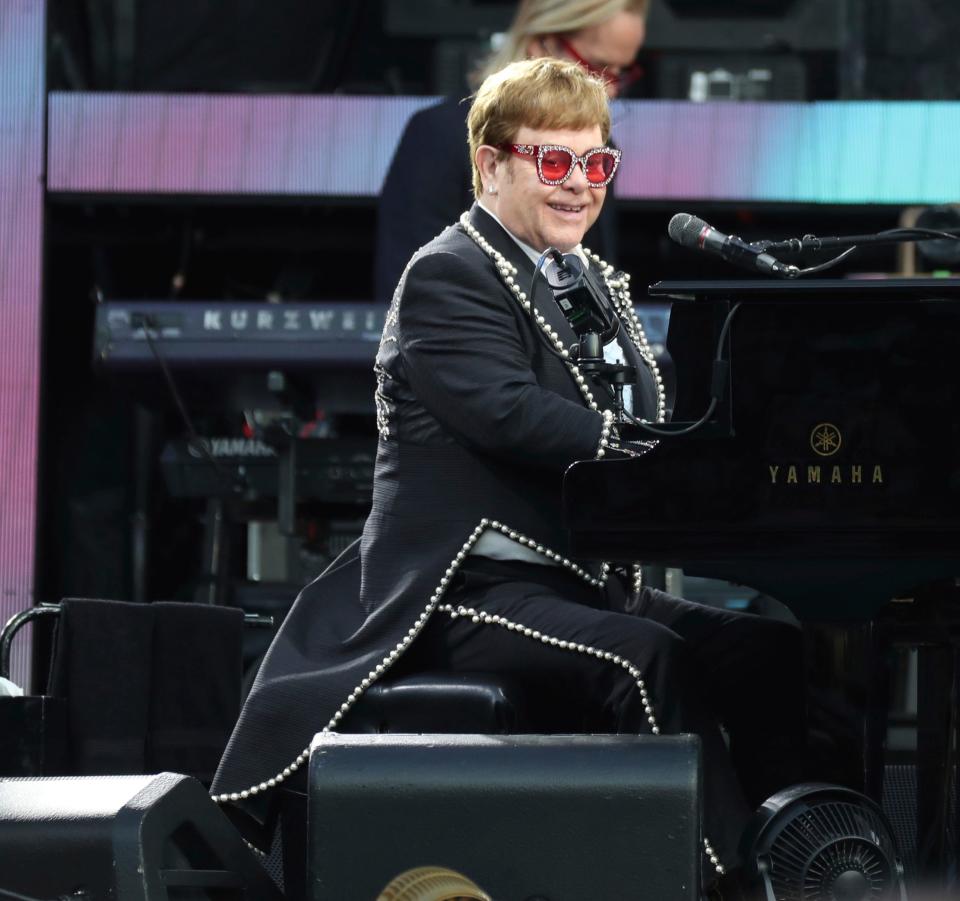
[459,214,665,451]
[458,212,622,456]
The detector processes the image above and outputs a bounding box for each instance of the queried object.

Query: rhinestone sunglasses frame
[497,143,622,188]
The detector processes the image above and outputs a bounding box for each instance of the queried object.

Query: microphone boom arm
[754,226,960,256]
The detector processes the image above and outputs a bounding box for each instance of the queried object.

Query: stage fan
[740,783,907,901]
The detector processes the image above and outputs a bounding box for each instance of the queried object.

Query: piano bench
[342,671,584,735]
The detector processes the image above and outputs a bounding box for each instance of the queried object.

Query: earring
[488,185,497,195]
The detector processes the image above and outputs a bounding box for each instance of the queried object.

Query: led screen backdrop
[0,0,44,688]
[48,94,960,205]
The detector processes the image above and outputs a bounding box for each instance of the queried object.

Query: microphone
[668,213,798,278]
[541,250,619,343]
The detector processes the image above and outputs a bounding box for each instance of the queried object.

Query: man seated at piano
[211,57,806,892]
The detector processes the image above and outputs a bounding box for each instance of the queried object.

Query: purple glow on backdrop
[49,94,437,196]
[49,93,960,204]
[0,0,44,688]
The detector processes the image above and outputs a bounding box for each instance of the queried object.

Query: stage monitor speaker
[0,772,282,900]
[308,733,702,901]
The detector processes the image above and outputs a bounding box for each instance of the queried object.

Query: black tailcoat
[212,204,659,799]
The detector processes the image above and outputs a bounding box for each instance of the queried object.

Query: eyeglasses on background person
[551,34,645,94]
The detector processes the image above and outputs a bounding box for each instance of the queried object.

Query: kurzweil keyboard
[94,301,388,369]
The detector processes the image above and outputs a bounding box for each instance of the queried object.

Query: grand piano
[564,278,960,882]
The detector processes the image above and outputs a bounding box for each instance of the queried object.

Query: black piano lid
[649,277,960,302]
[566,277,960,621]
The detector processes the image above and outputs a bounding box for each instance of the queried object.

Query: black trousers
[401,559,806,874]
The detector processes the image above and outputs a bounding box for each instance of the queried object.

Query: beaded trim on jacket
[458,213,665,460]
[211,517,610,806]
[457,212,615,454]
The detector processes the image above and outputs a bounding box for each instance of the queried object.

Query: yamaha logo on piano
[768,423,884,485]
[810,423,841,457]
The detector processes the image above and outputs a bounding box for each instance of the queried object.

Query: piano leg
[955,651,960,880]
[915,641,953,883]
[805,622,874,793]
[879,582,960,889]
[863,619,889,804]
[808,617,959,887]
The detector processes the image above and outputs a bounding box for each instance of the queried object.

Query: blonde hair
[478,0,650,83]
[467,57,611,200]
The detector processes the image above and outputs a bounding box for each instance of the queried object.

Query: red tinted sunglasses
[497,143,621,187]
[553,34,644,93]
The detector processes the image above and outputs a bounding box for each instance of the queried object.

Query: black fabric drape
[49,598,243,779]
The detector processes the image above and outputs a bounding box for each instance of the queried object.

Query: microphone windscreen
[668,212,708,249]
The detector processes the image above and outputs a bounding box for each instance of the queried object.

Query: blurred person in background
[374,0,649,301]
